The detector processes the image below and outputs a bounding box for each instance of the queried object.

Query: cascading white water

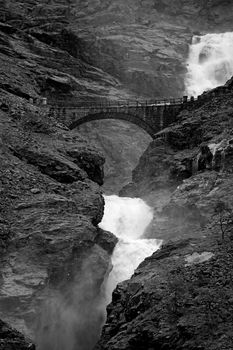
[186,32,233,97]
[99,195,161,303]
[36,195,160,350]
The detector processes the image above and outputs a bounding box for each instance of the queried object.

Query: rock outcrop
[97,84,233,349]
[0,86,115,347]
[0,0,138,103]
[96,236,233,350]
[121,85,233,240]
[0,319,34,350]
[0,1,133,346]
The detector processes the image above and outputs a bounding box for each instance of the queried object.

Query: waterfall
[99,195,161,303]
[36,195,160,350]
[185,32,233,97]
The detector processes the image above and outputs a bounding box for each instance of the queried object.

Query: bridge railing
[48,97,195,109]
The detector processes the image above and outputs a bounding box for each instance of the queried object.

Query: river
[99,195,161,305]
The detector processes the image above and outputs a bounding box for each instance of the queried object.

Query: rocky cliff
[97,84,233,349]
[121,83,233,240]
[3,0,233,101]
[0,2,122,347]
[69,0,233,98]
[0,89,118,348]
[96,236,233,350]
[0,318,34,349]
[72,0,233,97]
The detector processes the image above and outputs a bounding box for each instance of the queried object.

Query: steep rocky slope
[0,318,34,349]
[0,1,127,347]
[0,0,137,102]
[96,236,233,350]
[121,83,233,240]
[68,0,233,98]
[96,84,233,349]
[0,78,116,348]
[3,0,233,100]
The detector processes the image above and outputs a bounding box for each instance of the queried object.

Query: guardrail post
[42,97,47,106]
[160,110,164,130]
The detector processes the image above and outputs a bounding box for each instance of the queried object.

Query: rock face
[0,0,138,102]
[0,3,129,342]
[96,85,233,349]
[72,0,233,98]
[121,85,233,240]
[2,0,233,101]
[96,236,233,350]
[0,90,115,347]
[0,319,34,350]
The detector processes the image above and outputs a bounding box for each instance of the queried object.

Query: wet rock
[106,86,233,350]
[94,228,118,255]
[46,75,73,94]
[2,0,233,107]
[96,237,233,350]
[121,88,233,240]
[0,103,108,338]
[67,148,105,186]
[0,22,17,35]
[30,188,40,194]
[197,144,213,171]
[185,251,214,266]
[12,146,87,183]
[0,319,34,350]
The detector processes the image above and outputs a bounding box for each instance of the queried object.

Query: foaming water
[99,195,161,303]
[186,32,233,96]
[36,195,160,350]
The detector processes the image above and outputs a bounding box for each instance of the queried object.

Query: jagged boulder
[96,237,233,350]
[0,319,34,350]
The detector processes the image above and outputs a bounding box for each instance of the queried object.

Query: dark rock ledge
[0,319,34,350]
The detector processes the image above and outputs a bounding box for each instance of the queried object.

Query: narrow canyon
[1,1,233,350]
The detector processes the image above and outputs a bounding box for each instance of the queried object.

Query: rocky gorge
[96,81,233,349]
[1,1,233,350]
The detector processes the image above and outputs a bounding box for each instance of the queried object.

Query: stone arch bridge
[49,97,194,138]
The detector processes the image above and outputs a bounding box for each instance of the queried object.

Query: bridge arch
[69,112,155,138]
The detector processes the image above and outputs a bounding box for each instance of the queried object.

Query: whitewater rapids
[186,32,233,97]
[99,195,161,303]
